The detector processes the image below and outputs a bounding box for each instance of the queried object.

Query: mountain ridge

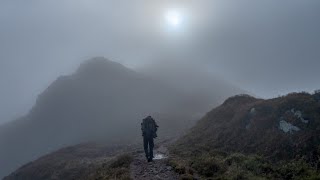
[0,57,243,178]
[5,91,320,179]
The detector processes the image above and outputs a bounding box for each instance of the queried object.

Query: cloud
[0,0,320,123]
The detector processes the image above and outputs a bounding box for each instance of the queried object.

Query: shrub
[224,153,247,166]
[109,154,133,169]
[179,174,194,180]
[91,154,133,180]
[191,154,226,177]
[314,90,320,101]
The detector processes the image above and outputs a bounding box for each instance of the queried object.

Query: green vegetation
[314,90,320,102]
[169,149,320,180]
[168,92,320,179]
[90,154,133,180]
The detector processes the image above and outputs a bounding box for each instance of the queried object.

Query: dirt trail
[130,145,179,180]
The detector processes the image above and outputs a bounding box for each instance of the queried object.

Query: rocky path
[130,145,179,180]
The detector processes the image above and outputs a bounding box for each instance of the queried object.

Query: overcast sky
[0,0,320,124]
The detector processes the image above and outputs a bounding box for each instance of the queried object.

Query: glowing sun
[165,10,182,27]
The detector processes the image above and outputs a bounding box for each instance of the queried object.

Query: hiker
[141,116,159,162]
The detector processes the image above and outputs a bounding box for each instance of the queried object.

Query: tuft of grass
[275,160,319,180]
[90,154,133,180]
[109,154,133,169]
[169,149,320,180]
[179,174,194,180]
[169,158,187,175]
[191,153,226,177]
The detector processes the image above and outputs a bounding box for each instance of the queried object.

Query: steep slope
[0,57,243,178]
[0,57,178,178]
[170,92,320,179]
[3,141,180,180]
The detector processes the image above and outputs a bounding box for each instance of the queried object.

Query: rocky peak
[75,57,135,79]
[222,94,258,106]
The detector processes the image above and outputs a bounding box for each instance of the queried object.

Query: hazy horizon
[1,0,320,124]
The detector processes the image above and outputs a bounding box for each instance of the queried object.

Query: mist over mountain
[1,0,320,125]
[140,60,246,112]
[0,57,243,178]
[5,91,320,180]
[1,1,320,179]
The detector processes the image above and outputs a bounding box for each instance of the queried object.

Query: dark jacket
[141,116,158,138]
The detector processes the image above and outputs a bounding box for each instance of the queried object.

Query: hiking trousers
[143,136,154,159]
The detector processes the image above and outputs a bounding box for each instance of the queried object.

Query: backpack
[141,117,158,138]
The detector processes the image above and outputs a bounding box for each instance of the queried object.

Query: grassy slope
[89,154,133,180]
[3,143,134,180]
[169,92,320,179]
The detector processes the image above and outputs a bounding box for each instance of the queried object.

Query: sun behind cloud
[165,10,183,28]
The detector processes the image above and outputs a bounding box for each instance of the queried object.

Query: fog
[0,56,241,178]
[1,0,320,124]
[1,0,320,178]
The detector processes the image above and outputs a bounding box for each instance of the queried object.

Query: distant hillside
[0,57,243,178]
[140,60,245,113]
[170,92,320,179]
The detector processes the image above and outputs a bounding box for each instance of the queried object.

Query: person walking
[141,116,159,162]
